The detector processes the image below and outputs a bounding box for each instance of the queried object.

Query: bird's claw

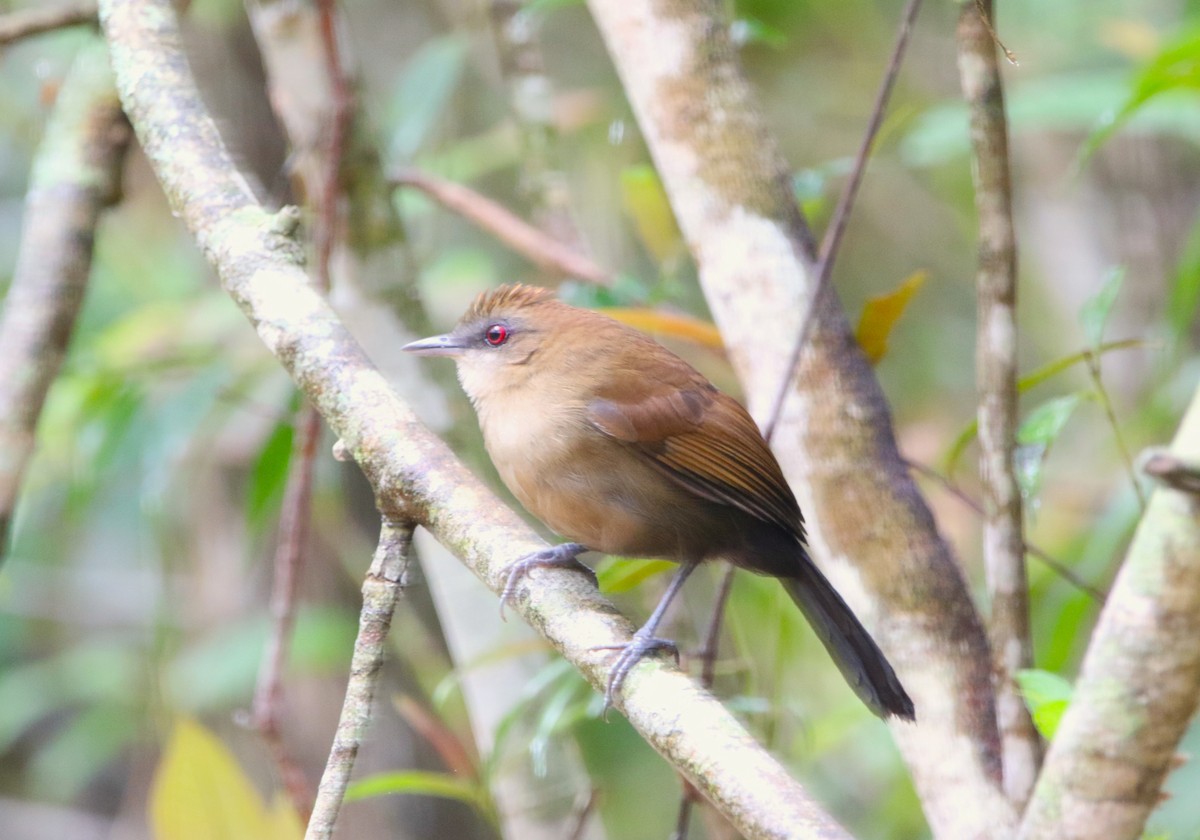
[594,631,679,716]
[498,543,594,620]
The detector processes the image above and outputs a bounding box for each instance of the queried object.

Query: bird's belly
[497,450,709,559]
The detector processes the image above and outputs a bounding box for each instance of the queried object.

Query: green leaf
[943,340,1143,475]
[731,17,788,49]
[596,558,676,594]
[1015,669,1073,740]
[1084,29,1200,158]
[1015,394,1085,502]
[855,271,926,364]
[346,770,494,824]
[1018,394,1084,448]
[150,717,301,840]
[245,417,295,529]
[387,36,468,160]
[1167,215,1200,341]
[620,165,684,265]
[1017,339,1145,393]
[526,0,585,12]
[1079,267,1125,348]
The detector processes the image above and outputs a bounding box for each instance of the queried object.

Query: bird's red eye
[484,324,509,346]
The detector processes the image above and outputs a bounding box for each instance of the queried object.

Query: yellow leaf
[601,308,724,350]
[266,793,305,840]
[1097,18,1160,60]
[149,718,301,840]
[855,271,927,365]
[620,165,684,264]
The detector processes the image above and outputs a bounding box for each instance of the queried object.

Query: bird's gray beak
[402,333,467,357]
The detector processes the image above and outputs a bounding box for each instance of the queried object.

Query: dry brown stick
[313,0,352,295]
[245,0,350,811]
[250,405,322,821]
[306,518,414,840]
[905,458,1107,602]
[0,40,129,557]
[392,168,613,286]
[0,0,97,45]
[957,0,1041,808]
[762,0,923,443]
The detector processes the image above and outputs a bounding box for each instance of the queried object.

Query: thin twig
[391,168,612,286]
[1083,351,1148,512]
[313,0,352,296]
[306,519,413,840]
[905,458,1107,602]
[0,41,128,558]
[957,0,1041,807]
[674,564,738,840]
[248,2,349,815]
[251,405,322,821]
[0,0,97,46]
[763,0,924,443]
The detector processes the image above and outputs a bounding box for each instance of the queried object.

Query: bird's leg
[499,542,595,619]
[595,561,699,711]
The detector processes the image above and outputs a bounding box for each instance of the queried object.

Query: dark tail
[781,563,915,721]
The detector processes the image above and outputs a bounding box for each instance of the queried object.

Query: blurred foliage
[149,718,302,840]
[1,0,1199,838]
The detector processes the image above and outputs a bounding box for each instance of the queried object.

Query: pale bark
[958,0,1042,807]
[1020,390,1200,838]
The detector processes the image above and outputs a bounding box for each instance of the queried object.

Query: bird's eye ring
[484,324,509,346]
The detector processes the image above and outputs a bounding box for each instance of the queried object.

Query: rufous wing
[586,383,804,540]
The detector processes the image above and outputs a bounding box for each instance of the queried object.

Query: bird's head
[403,284,565,404]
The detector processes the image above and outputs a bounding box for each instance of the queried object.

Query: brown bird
[404,284,914,720]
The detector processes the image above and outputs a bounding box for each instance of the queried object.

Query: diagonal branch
[1019,391,1200,840]
[99,1,854,836]
[0,39,130,557]
[0,1,97,46]
[957,0,1042,807]
[391,168,613,285]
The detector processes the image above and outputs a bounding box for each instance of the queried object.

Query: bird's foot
[499,542,594,619]
[593,630,680,715]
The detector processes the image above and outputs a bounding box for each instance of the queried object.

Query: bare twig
[1141,448,1200,495]
[313,0,352,295]
[250,405,322,821]
[392,168,612,286]
[0,40,128,557]
[246,1,348,811]
[905,458,1107,602]
[958,0,1041,806]
[0,1,96,45]
[307,519,413,840]
[762,0,924,443]
[1083,352,1148,511]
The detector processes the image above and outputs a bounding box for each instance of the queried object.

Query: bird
[403,284,914,720]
